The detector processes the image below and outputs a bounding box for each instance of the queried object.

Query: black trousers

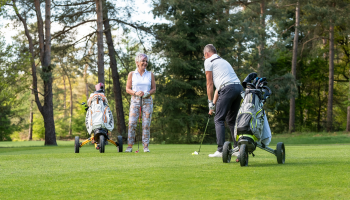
[214,84,243,152]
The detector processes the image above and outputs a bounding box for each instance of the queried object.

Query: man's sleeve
[204,60,213,71]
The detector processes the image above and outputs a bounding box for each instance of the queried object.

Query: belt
[220,82,241,90]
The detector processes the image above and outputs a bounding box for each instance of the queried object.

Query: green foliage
[32,113,45,140]
[71,96,90,137]
[152,0,243,143]
[0,36,31,141]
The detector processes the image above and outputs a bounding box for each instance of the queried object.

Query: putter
[195,114,211,155]
[136,97,142,153]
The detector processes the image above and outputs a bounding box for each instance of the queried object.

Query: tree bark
[289,1,300,133]
[84,64,89,102]
[257,0,265,76]
[103,3,127,136]
[67,74,73,135]
[34,0,57,145]
[12,0,56,145]
[28,87,33,141]
[347,69,350,132]
[63,75,67,118]
[95,0,105,84]
[327,17,334,132]
[84,43,94,102]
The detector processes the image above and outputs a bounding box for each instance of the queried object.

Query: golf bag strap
[210,56,221,62]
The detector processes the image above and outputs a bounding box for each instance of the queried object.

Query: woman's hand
[135,91,144,97]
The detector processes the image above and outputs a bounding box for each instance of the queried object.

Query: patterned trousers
[127,95,153,147]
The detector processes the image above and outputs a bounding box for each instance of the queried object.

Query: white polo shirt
[204,54,240,89]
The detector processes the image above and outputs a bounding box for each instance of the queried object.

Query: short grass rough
[1,134,350,199]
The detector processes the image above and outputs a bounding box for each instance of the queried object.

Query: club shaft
[198,116,211,153]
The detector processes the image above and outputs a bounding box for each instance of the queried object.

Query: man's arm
[206,71,214,101]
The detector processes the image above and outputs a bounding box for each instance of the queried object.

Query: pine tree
[152,0,243,142]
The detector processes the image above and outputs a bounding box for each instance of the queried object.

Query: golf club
[193,114,211,155]
[136,97,143,153]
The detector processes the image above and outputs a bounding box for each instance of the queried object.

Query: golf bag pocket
[251,109,264,139]
[236,113,252,133]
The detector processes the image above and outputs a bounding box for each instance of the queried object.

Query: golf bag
[85,92,114,134]
[234,73,272,145]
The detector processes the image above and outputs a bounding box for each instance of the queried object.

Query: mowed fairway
[0,140,350,199]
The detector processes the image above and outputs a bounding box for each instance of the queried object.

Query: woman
[125,53,156,152]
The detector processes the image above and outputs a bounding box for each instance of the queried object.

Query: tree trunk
[327,17,334,132]
[63,75,67,118]
[84,43,94,102]
[35,0,57,145]
[317,83,322,131]
[257,0,265,76]
[289,1,300,133]
[187,103,192,143]
[68,75,73,135]
[13,0,56,145]
[103,4,127,136]
[347,70,350,131]
[84,65,89,102]
[95,0,104,84]
[28,88,33,141]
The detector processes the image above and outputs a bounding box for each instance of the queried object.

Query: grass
[1,134,350,199]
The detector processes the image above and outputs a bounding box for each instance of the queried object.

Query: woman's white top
[132,68,152,93]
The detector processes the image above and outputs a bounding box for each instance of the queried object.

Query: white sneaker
[143,147,150,152]
[125,147,132,153]
[232,151,239,157]
[208,151,222,157]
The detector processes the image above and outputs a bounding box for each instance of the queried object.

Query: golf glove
[208,100,215,111]
[143,92,150,98]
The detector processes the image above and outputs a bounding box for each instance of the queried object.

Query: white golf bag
[85,93,114,134]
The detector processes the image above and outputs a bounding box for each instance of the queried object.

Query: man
[204,44,243,157]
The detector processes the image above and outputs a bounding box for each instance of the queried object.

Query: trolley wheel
[74,136,80,153]
[222,141,232,163]
[240,144,248,167]
[99,135,105,153]
[117,135,123,152]
[276,142,285,164]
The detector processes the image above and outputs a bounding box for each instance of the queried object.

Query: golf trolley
[74,102,123,153]
[222,139,285,167]
[222,73,285,166]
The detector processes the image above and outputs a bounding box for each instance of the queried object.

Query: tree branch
[281,24,294,35]
[52,20,96,40]
[300,37,324,56]
[52,0,94,7]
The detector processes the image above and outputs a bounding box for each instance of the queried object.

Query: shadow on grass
[237,160,345,168]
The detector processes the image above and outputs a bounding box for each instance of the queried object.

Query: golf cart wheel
[276,142,285,164]
[99,135,105,153]
[75,136,80,153]
[117,135,123,152]
[240,144,248,167]
[222,141,232,163]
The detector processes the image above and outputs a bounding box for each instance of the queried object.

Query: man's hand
[208,100,215,115]
[209,109,215,115]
